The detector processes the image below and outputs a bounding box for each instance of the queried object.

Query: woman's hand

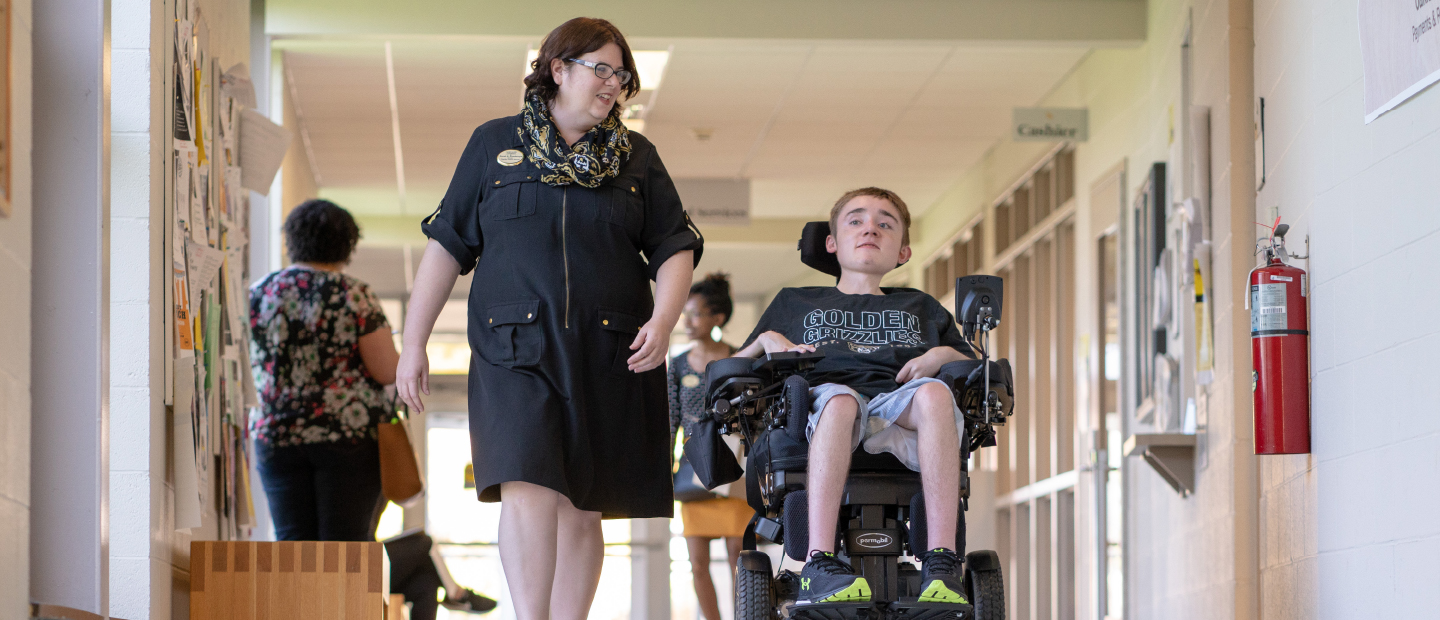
[395,346,431,413]
[628,250,694,373]
[628,319,671,373]
[394,241,461,414]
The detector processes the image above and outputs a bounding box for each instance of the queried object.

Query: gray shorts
[806,377,964,471]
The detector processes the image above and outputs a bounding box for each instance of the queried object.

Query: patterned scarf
[519,92,632,188]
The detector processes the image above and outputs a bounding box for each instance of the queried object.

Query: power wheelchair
[686,222,1018,620]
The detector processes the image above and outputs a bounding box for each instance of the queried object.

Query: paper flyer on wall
[239,108,292,193]
[221,62,257,109]
[187,239,224,289]
[172,177,196,360]
[173,360,203,529]
[190,165,206,244]
[223,251,247,348]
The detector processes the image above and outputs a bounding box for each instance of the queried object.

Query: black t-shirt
[744,287,972,398]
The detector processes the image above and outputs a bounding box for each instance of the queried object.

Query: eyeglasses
[566,58,633,86]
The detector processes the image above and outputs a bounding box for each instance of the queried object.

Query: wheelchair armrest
[937,359,1012,393]
[940,358,1016,420]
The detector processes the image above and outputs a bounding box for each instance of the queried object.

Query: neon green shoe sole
[815,578,872,603]
[917,579,969,604]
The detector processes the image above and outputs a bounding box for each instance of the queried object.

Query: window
[984,145,1078,618]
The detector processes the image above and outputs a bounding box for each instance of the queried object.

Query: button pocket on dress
[487,171,539,220]
[480,300,544,367]
[598,309,642,376]
[601,181,643,237]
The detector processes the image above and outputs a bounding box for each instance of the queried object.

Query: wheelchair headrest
[798,221,841,277]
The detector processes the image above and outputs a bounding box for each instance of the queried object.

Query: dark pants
[255,438,386,541]
[385,531,445,620]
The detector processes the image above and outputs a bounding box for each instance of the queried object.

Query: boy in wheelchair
[733,188,974,606]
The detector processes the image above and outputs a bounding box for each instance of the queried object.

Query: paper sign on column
[173,187,196,359]
[221,62,257,109]
[239,108,292,194]
[224,250,248,346]
[187,239,224,289]
[174,360,203,529]
[190,166,206,244]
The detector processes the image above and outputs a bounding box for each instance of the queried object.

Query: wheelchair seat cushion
[847,449,913,472]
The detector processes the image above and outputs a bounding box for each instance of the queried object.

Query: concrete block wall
[109,0,174,617]
[0,1,33,617]
[1255,0,1440,617]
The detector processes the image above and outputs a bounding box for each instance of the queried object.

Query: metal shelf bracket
[1124,433,1198,497]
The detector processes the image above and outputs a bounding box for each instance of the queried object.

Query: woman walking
[669,273,751,620]
[395,17,702,620]
[249,199,399,541]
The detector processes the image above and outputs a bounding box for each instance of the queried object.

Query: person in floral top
[250,199,400,541]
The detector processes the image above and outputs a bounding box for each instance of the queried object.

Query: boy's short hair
[829,187,912,246]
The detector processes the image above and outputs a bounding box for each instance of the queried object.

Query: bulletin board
[166,0,282,538]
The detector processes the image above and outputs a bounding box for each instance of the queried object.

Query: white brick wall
[1255,0,1440,618]
[108,0,160,616]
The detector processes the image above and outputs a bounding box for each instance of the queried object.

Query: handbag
[674,453,717,503]
[680,416,745,495]
[378,403,425,508]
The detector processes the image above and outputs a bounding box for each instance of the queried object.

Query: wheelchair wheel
[735,552,777,620]
[782,374,809,444]
[965,551,1005,620]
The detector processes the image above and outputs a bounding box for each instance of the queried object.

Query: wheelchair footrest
[787,603,886,620]
[889,601,974,620]
[786,602,973,620]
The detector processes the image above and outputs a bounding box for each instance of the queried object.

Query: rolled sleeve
[638,149,703,280]
[421,127,489,275]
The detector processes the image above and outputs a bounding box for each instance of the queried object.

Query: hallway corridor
[4,1,1439,619]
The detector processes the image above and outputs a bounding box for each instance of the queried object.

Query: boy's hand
[760,331,816,354]
[738,330,815,357]
[895,346,968,384]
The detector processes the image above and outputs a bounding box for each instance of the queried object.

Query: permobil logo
[856,534,893,548]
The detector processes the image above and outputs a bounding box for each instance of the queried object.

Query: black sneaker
[441,589,498,614]
[916,548,968,604]
[797,551,872,604]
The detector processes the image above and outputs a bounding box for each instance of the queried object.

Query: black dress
[422,114,703,518]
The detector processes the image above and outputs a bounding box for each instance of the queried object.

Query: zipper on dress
[562,187,570,329]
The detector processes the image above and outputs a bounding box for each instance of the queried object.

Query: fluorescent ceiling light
[631,50,669,90]
[525,48,669,91]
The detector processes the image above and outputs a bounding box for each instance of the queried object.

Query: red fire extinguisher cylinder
[1251,258,1311,454]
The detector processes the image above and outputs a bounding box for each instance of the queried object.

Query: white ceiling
[281,37,1087,220]
[285,36,1088,299]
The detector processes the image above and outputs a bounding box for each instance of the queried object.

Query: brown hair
[523,17,640,105]
[829,187,912,246]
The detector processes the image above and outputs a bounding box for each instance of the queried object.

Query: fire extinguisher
[1249,221,1310,454]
